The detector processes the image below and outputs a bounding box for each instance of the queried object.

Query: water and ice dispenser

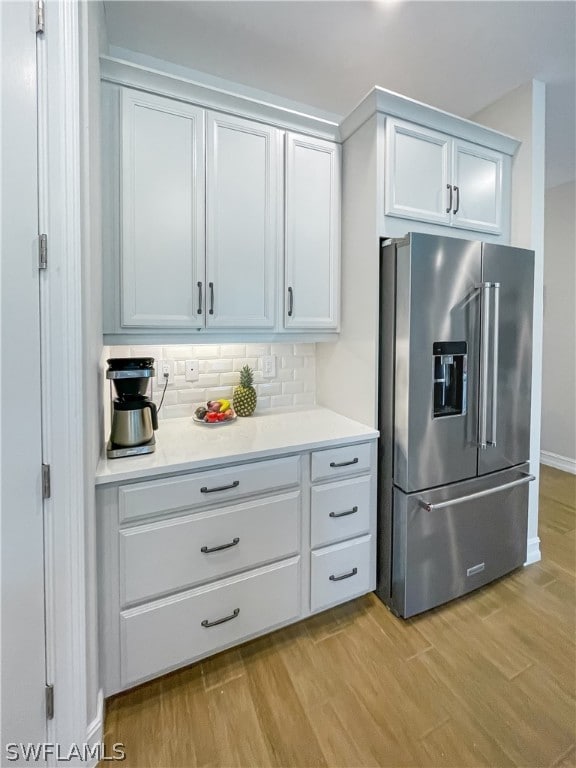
[433,342,467,418]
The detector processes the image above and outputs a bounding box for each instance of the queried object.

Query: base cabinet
[97,439,376,695]
[121,557,301,688]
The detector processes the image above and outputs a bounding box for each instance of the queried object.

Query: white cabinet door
[284,133,340,330]
[385,119,451,226]
[121,90,205,327]
[206,113,280,328]
[451,139,503,234]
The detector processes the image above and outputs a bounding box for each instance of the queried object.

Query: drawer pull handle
[200,480,240,494]
[329,506,358,518]
[201,537,240,554]
[329,567,358,582]
[329,458,359,468]
[201,608,240,628]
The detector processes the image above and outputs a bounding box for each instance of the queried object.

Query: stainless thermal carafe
[110,399,158,447]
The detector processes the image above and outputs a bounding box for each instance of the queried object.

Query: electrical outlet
[262,355,276,379]
[157,359,173,384]
[185,359,200,382]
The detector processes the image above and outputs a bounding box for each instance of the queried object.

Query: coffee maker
[106,358,158,458]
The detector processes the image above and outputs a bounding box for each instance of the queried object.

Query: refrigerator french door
[377,233,535,617]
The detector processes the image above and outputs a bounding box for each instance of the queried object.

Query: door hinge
[42,464,51,499]
[36,0,45,34]
[45,684,54,720]
[38,234,48,270]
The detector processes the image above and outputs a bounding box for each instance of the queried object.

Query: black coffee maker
[106,358,158,458]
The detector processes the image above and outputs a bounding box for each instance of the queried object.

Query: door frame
[38,0,102,757]
[0,2,47,759]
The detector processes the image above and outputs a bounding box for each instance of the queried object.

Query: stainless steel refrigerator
[377,233,535,618]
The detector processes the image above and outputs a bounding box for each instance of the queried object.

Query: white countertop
[95,406,379,485]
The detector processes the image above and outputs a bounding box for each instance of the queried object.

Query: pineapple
[233,365,257,417]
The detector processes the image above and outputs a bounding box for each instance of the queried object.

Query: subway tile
[195,345,220,359]
[271,343,292,356]
[283,356,304,368]
[198,373,220,388]
[277,367,294,382]
[129,345,162,361]
[233,357,258,372]
[205,386,234,401]
[160,403,195,420]
[220,372,241,386]
[151,390,178,407]
[245,343,269,357]
[206,358,234,373]
[293,367,312,382]
[162,345,194,360]
[135,341,318,421]
[178,388,207,404]
[257,382,282,396]
[282,381,304,395]
[293,343,316,356]
[220,344,246,358]
[294,392,315,406]
[270,394,293,408]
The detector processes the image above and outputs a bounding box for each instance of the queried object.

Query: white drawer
[120,557,300,688]
[311,476,371,548]
[119,455,300,523]
[310,535,372,612]
[120,491,300,605]
[310,442,372,483]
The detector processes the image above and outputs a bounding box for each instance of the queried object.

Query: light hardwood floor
[102,465,576,767]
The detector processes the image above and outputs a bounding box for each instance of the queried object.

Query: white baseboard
[524,536,542,566]
[540,450,576,475]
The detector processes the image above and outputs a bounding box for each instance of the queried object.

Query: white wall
[316,116,380,427]
[473,80,546,564]
[541,181,576,469]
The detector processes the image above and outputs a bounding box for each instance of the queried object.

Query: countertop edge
[95,413,379,487]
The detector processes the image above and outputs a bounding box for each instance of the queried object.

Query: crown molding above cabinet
[100,56,341,142]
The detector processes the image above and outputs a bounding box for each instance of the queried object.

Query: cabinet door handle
[287,286,294,317]
[201,537,240,554]
[208,282,214,315]
[329,457,358,468]
[197,281,203,315]
[453,185,460,214]
[200,480,240,494]
[329,506,358,518]
[446,184,453,213]
[201,607,240,628]
[329,567,358,582]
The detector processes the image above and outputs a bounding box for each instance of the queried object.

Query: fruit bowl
[193,412,237,426]
[193,400,237,425]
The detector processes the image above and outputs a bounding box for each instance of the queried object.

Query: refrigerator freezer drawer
[392,464,531,618]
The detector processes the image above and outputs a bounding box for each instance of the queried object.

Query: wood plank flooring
[102,465,576,767]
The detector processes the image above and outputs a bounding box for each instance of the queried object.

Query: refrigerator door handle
[419,473,535,512]
[477,282,492,449]
[487,282,501,448]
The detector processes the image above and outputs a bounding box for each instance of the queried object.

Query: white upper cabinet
[385,118,506,235]
[206,113,280,329]
[385,121,451,226]
[284,133,341,330]
[451,139,503,234]
[121,89,205,328]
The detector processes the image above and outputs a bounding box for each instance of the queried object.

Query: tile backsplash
[105,343,316,420]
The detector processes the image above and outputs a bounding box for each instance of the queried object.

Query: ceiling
[103,0,576,188]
